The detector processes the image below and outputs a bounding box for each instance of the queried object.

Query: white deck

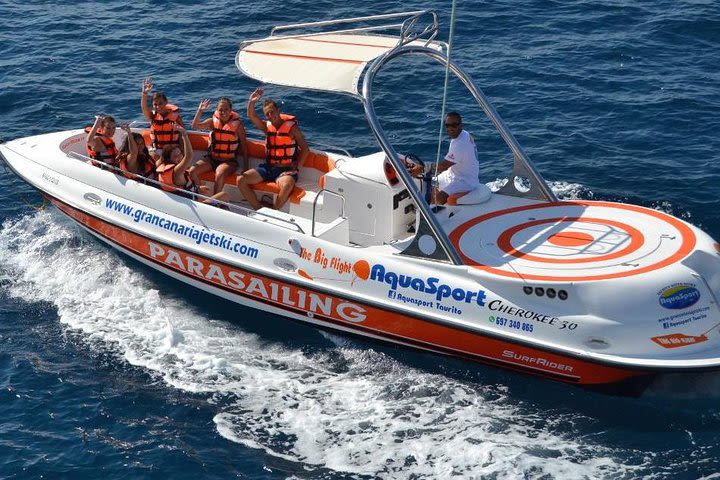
[431,196,697,282]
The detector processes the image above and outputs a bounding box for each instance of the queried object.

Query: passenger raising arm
[156,126,229,205]
[86,115,118,167]
[119,123,137,161]
[118,124,156,180]
[236,88,309,210]
[141,76,184,161]
[188,97,248,195]
[162,125,193,186]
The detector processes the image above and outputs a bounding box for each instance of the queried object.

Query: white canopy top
[236,33,442,95]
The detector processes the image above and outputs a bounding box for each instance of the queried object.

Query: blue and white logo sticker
[658,284,701,310]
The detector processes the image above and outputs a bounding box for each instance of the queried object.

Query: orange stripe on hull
[47,195,652,390]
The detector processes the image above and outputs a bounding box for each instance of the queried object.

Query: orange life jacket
[157,163,198,194]
[119,149,156,179]
[209,111,241,162]
[150,104,181,150]
[265,114,297,167]
[85,127,118,165]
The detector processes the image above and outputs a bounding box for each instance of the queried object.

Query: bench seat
[198,170,307,204]
[142,129,335,207]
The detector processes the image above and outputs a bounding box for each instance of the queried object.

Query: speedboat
[3,11,720,395]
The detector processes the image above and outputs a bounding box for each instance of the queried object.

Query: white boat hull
[5,130,720,395]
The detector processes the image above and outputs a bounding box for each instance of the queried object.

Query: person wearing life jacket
[188,97,248,196]
[117,125,156,181]
[236,88,308,210]
[141,76,184,160]
[86,115,119,169]
[156,125,228,204]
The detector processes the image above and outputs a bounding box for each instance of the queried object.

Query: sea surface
[1,1,719,478]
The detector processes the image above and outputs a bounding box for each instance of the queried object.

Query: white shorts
[435,170,478,196]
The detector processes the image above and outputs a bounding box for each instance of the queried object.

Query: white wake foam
[487,179,594,200]
[0,209,639,478]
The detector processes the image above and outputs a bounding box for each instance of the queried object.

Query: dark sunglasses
[444,122,460,128]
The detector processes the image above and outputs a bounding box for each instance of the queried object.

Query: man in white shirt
[433,112,480,205]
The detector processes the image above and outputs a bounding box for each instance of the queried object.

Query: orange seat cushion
[198,170,305,204]
[302,151,335,173]
[248,180,306,204]
[447,191,470,206]
[157,130,333,206]
[140,130,212,151]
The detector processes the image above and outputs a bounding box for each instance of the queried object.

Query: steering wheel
[403,153,425,177]
[402,153,433,202]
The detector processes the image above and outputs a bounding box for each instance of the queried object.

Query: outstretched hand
[197,98,211,111]
[249,88,264,103]
[407,163,424,177]
[142,76,153,94]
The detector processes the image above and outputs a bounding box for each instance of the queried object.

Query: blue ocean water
[1,1,720,478]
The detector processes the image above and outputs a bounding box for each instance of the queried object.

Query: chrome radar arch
[235,9,556,264]
[361,41,558,264]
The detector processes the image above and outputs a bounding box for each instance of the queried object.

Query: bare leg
[274,174,296,210]
[214,161,238,195]
[201,190,230,206]
[211,191,229,202]
[188,159,213,187]
[236,169,264,210]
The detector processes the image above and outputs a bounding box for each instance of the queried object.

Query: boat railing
[309,142,352,158]
[359,25,559,264]
[267,11,440,50]
[245,135,352,160]
[311,189,346,237]
[238,10,555,263]
[66,151,306,234]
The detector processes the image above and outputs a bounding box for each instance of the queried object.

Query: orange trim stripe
[496,217,645,264]
[450,201,696,282]
[243,49,365,64]
[45,194,653,387]
[297,37,395,50]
